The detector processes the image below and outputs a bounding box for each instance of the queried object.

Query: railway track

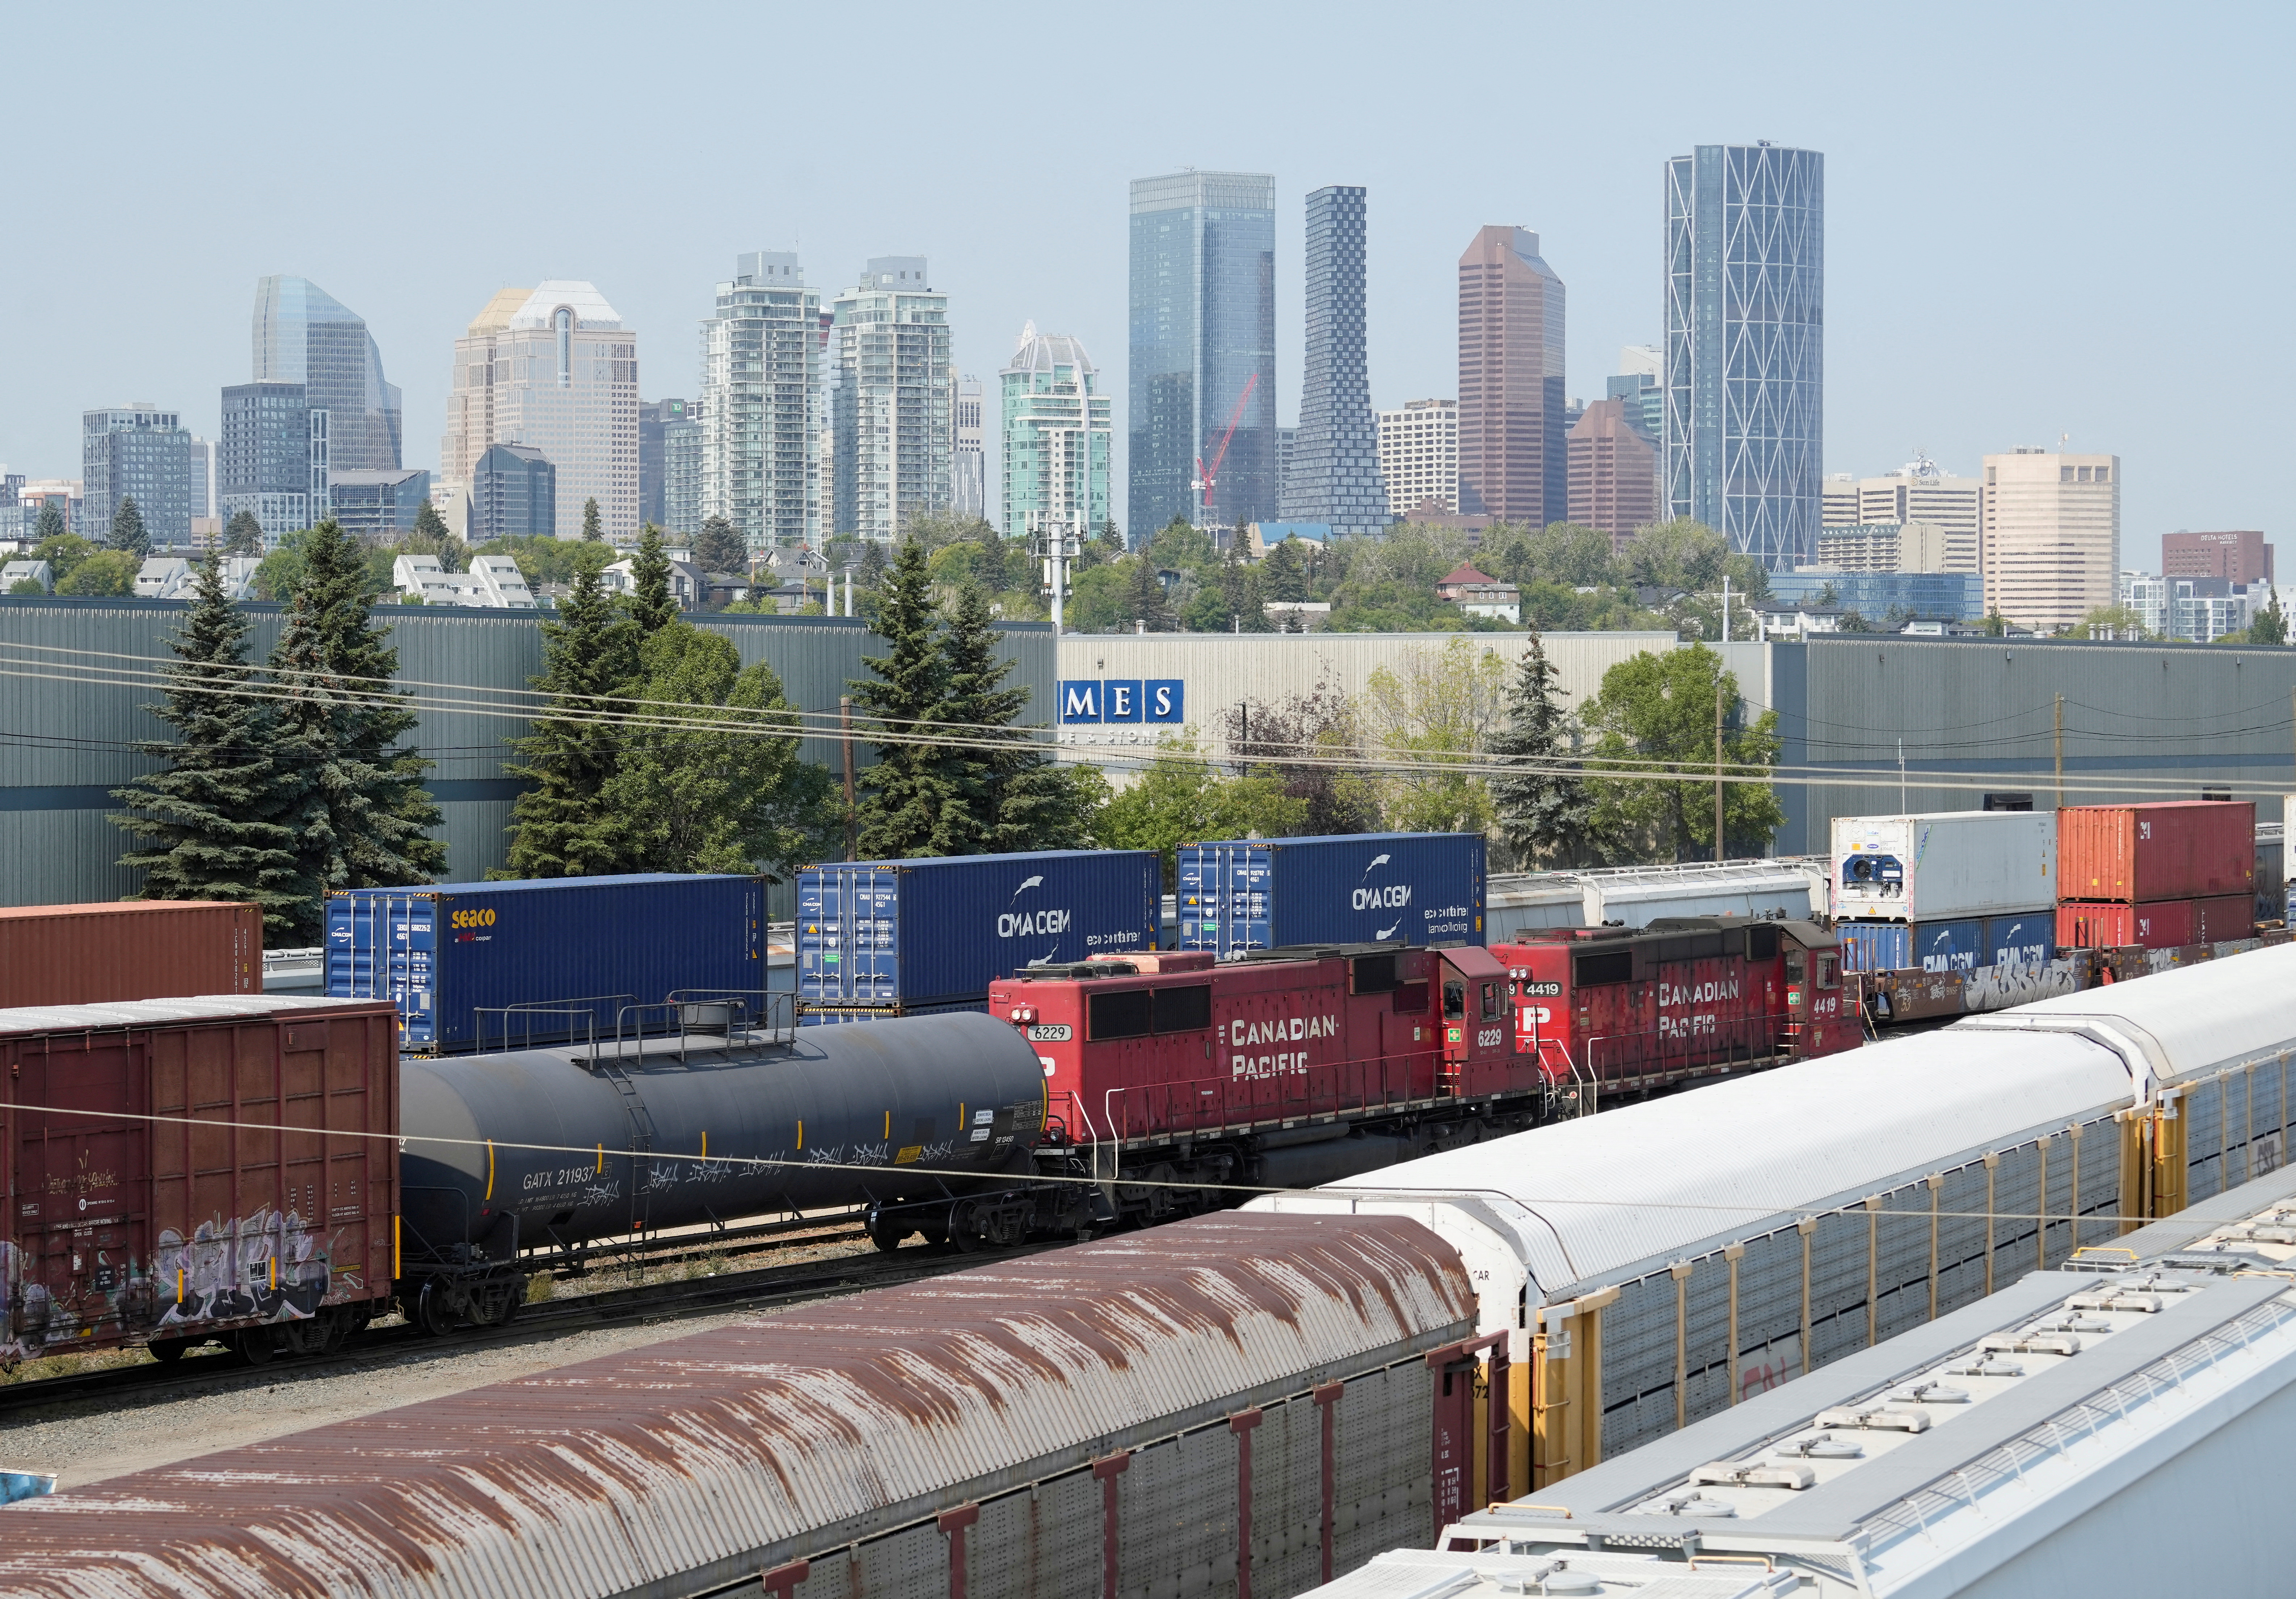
[0,1236,1048,1422]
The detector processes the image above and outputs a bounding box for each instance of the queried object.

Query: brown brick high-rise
[1457,226,1565,525]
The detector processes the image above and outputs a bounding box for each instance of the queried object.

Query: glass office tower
[1282,185,1387,538]
[1663,144,1824,570]
[253,276,403,471]
[1128,170,1276,540]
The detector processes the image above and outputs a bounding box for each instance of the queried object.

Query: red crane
[1191,372,1258,520]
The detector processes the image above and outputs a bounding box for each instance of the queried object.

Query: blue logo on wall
[1059,680,1184,724]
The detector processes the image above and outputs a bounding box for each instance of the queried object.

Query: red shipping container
[0,995,398,1368]
[2057,801,2255,903]
[2056,894,2253,952]
[0,901,261,1008]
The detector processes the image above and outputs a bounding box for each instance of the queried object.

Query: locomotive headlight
[1008,1004,1039,1025]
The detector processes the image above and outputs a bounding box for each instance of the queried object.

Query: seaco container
[1837,912,2058,975]
[2056,894,2254,952]
[2058,800,2256,903]
[1831,810,2057,923]
[327,874,766,1054]
[1175,832,1487,957]
[0,901,260,1008]
[798,851,1159,1008]
[0,993,399,1366]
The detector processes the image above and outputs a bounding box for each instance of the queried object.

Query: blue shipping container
[1175,833,1487,957]
[1839,914,2057,974]
[327,874,766,1053]
[797,851,1159,1007]
[796,999,990,1028]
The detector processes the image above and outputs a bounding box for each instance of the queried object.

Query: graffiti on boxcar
[150,1208,334,1332]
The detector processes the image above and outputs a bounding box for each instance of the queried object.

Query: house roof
[1439,562,1495,586]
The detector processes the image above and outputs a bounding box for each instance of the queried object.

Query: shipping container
[0,994,399,1367]
[795,998,990,1027]
[1837,913,2058,974]
[2057,799,2255,903]
[1176,832,1487,957]
[0,901,260,1008]
[327,874,766,1053]
[1830,810,2057,922]
[2257,821,2283,927]
[797,852,1159,1007]
[2056,893,2254,952]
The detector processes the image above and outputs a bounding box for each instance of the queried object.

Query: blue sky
[3,1,2285,569]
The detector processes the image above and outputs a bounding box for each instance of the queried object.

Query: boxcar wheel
[416,1280,455,1338]
[147,1337,191,1364]
[235,1328,276,1365]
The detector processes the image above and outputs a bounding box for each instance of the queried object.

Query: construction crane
[1191,373,1258,521]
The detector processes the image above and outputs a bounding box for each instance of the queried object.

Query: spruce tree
[1488,627,1593,870]
[628,524,679,634]
[33,502,65,543]
[936,579,1086,851]
[852,538,948,857]
[1124,554,1175,631]
[266,521,445,932]
[222,510,265,556]
[693,515,746,575]
[503,562,637,876]
[581,496,604,541]
[110,496,149,556]
[110,554,312,938]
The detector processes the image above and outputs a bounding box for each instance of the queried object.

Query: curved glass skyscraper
[1662,144,1823,571]
[253,275,403,471]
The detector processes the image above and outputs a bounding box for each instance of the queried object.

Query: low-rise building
[1434,561,1521,623]
[392,553,537,609]
[2120,570,2256,642]
[1769,569,1984,621]
[133,558,195,599]
[1,560,53,593]
[602,554,702,610]
[329,468,433,541]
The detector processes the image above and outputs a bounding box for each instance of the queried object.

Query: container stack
[1175,832,1487,958]
[2055,799,2255,951]
[796,851,1160,1025]
[1830,810,2060,974]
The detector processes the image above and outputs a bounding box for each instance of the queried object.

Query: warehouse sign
[1058,679,1185,724]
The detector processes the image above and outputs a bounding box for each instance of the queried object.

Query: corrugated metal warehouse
[0,598,1051,904]
[0,1213,1472,1599]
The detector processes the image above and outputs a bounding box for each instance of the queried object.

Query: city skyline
[0,5,2280,568]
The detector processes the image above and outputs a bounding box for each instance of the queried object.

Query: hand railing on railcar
[1580,1009,1800,1086]
[1100,1050,1434,1147]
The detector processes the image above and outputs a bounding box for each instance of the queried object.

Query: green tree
[1487,628,1593,869]
[1361,635,1509,834]
[32,502,66,543]
[1980,609,2009,637]
[603,622,837,875]
[264,521,445,934]
[852,538,949,857]
[1222,679,1381,835]
[1122,555,1177,631]
[110,554,312,938]
[1578,645,1786,862]
[109,496,150,556]
[34,531,94,585]
[468,533,616,591]
[1621,518,1768,599]
[56,549,140,595]
[1485,521,1617,588]
[2251,591,2288,646]
[8,579,43,596]
[692,515,747,575]
[1099,735,1307,888]
[1259,537,1310,602]
[581,496,603,541]
[222,510,266,557]
[627,524,679,633]
[502,562,639,877]
[935,579,1091,852]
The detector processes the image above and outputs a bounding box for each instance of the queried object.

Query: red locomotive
[990,916,1853,1227]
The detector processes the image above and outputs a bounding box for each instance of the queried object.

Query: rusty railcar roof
[0,1211,1470,1599]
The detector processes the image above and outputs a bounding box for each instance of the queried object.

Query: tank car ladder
[593,1055,660,1260]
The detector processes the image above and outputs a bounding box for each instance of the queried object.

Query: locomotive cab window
[1785,949,1807,983]
[1747,925,1780,960]
[1480,982,1499,1020]
[1443,981,1466,1019]
[1817,953,1839,990]
[1087,988,1154,1040]
[1151,984,1212,1033]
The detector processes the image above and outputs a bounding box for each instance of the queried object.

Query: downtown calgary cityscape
[0,8,2289,1599]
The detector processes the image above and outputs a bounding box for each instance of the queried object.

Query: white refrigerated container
[1831,809,2058,923]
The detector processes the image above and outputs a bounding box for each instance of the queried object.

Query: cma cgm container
[1837,912,2057,974]
[327,874,766,1053]
[798,851,1159,1008]
[2057,894,2253,952]
[1831,810,2057,922]
[0,994,399,1368]
[2058,799,2256,903]
[0,901,260,1008]
[1176,832,1487,957]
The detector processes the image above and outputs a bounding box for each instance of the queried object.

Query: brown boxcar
[0,900,261,1008]
[0,993,398,1368]
[2057,800,2256,903]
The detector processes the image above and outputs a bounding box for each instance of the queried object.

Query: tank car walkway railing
[1100,1054,1435,1147]
[472,991,796,1066]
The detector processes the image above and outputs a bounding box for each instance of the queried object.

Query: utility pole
[2054,693,2065,812]
[840,695,857,861]
[1714,675,1726,864]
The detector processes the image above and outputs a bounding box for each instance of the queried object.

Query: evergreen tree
[935,579,1086,851]
[581,497,604,541]
[110,496,149,556]
[110,554,311,937]
[852,538,949,857]
[265,521,445,934]
[1095,518,1126,560]
[692,515,747,575]
[858,539,889,588]
[33,502,66,543]
[1123,554,1176,631]
[1260,537,1310,601]
[972,522,1010,590]
[628,524,679,634]
[1487,628,1592,870]
[222,510,265,556]
[502,562,638,877]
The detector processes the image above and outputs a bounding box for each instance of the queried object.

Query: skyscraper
[699,253,820,549]
[1663,144,1825,569]
[83,404,196,544]
[1278,185,1386,538]
[219,383,328,548]
[1566,400,1660,552]
[1981,447,2120,630]
[831,258,951,541]
[1377,399,1459,517]
[638,398,685,529]
[662,400,703,537]
[999,323,1111,542]
[1821,456,1981,572]
[438,282,639,541]
[953,376,986,521]
[1607,345,1664,442]
[1456,226,1565,527]
[1129,170,1277,539]
[253,277,401,471]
